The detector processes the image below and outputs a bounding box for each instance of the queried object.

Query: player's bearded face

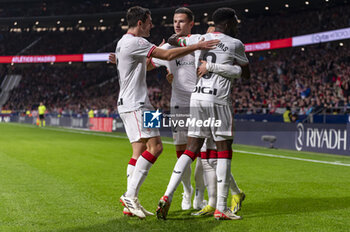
[141,15,152,37]
[173,13,193,36]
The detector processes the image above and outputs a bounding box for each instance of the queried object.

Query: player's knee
[150,143,163,156]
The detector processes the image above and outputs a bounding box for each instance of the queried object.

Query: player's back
[116,33,155,113]
[191,32,248,105]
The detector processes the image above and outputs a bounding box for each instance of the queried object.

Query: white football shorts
[188,99,234,141]
[120,109,160,143]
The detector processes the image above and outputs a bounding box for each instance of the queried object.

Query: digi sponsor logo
[143,109,162,128]
[193,86,218,95]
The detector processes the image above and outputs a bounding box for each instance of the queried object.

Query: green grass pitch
[1,123,350,232]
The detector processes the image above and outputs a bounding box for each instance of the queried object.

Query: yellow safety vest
[38,105,46,115]
[88,110,94,118]
[283,110,291,123]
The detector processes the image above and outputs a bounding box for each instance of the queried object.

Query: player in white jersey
[116,6,220,219]
[150,7,246,212]
[149,7,206,211]
[110,7,243,213]
[156,7,250,220]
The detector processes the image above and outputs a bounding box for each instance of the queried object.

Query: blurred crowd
[232,41,350,115]
[2,63,171,116]
[3,41,350,116]
[1,2,350,116]
[239,3,350,43]
[0,0,215,17]
[0,29,123,56]
[1,3,350,55]
[4,64,117,114]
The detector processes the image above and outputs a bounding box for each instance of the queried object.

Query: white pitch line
[6,123,350,167]
[234,150,350,167]
[47,126,350,167]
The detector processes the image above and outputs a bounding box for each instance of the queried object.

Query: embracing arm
[197,60,250,80]
[206,62,242,79]
[150,38,219,61]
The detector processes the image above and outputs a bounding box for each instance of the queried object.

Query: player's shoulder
[122,33,150,46]
[226,34,244,45]
[222,35,244,49]
[117,33,132,46]
[231,37,244,46]
[186,34,202,40]
[188,33,201,37]
[217,33,242,43]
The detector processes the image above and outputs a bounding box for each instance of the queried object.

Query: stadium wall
[2,115,349,156]
[234,122,350,156]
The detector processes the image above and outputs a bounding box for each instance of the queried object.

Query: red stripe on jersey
[142,151,157,164]
[217,150,232,159]
[147,45,157,58]
[128,158,137,166]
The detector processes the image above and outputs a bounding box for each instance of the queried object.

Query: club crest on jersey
[143,109,162,128]
[137,38,148,47]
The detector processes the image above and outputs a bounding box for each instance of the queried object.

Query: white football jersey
[115,33,157,113]
[151,42,197,107]
[185,32,249,105]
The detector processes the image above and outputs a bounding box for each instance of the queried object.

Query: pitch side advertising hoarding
[3,116,349,156]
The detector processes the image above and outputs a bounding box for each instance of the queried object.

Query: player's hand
[197,38,219,50]
[166,69,174,84]
[158,39,165,47]
[197,60,209,77]
[108,53,116,64]
[206,26,215,33]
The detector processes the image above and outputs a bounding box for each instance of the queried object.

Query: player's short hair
[212,7,237,25]
[126,6,151,28]
[174,7,194,22]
